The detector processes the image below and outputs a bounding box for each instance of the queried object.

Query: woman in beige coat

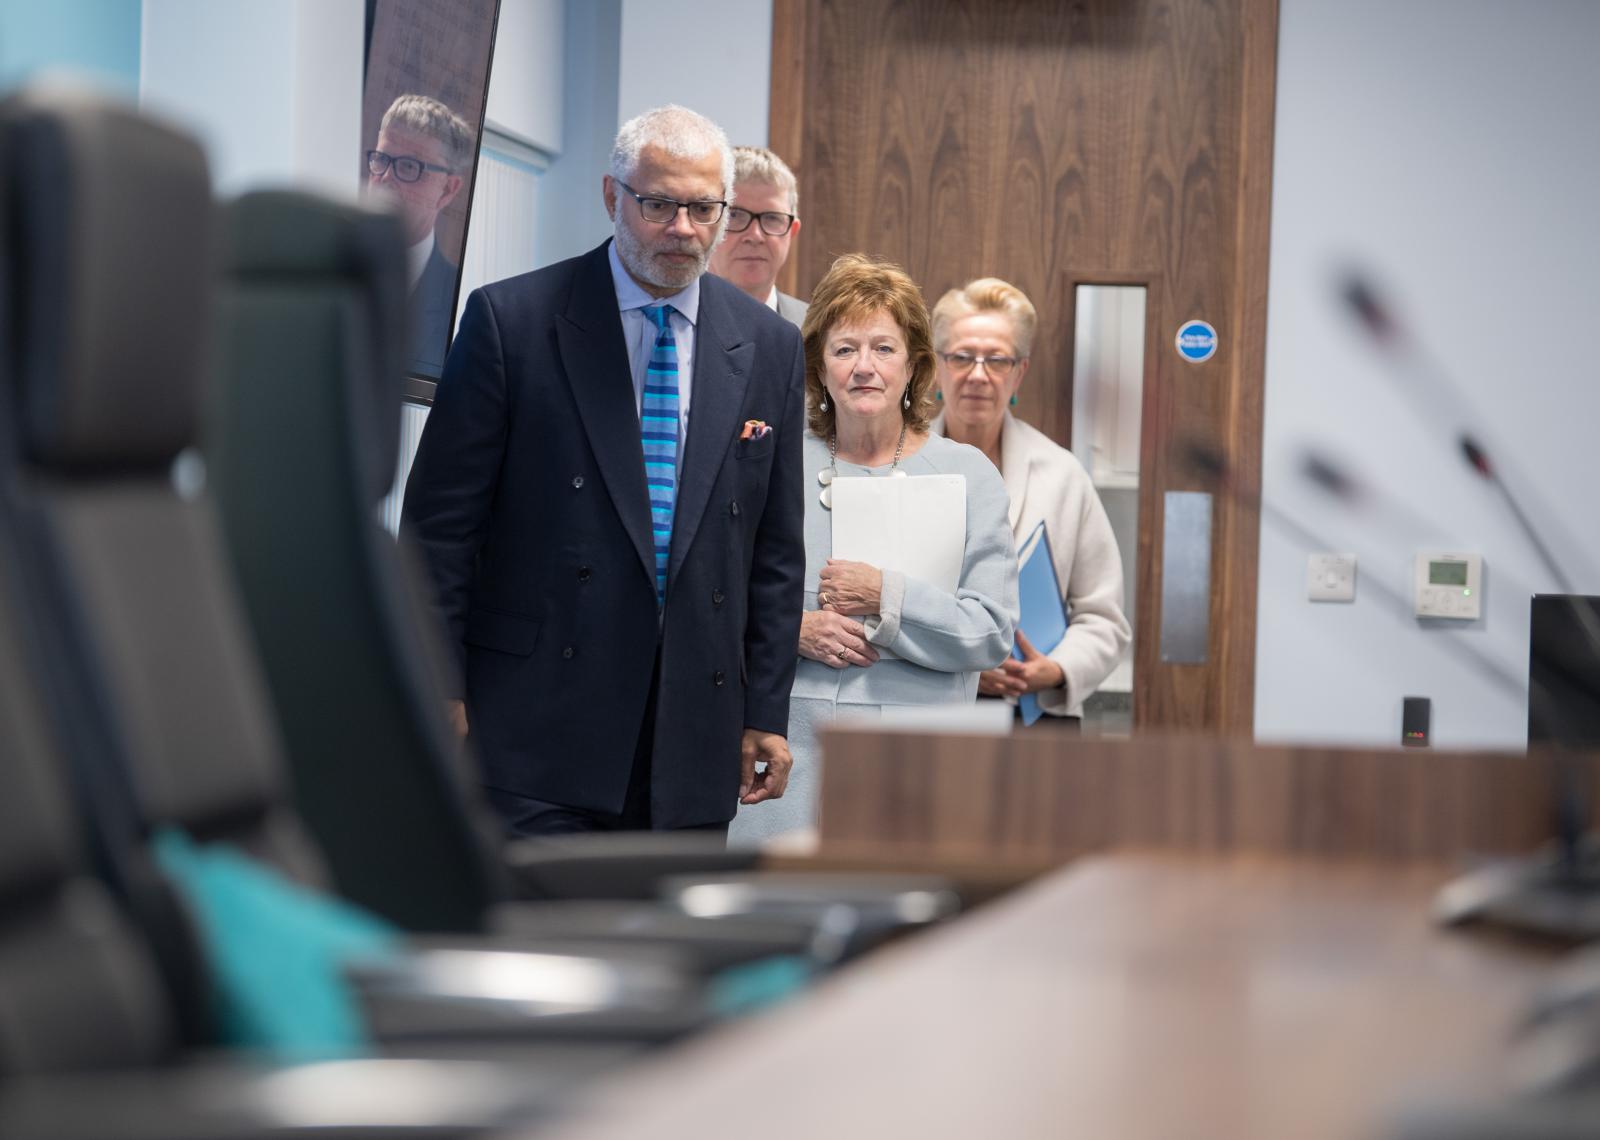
[931,278,1131,722]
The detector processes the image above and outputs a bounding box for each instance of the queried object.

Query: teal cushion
[706,954,815,1017]
[153,829,401,1060]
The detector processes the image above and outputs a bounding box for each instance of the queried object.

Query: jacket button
[729,499,741,517]
[712,588,724,605]
[577,566,592,582]
[572,476,584,489]
[562,646,575,659]
[713,670,725,686]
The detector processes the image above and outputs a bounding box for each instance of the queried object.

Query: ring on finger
[819,591,830,606]
[836,648,848,660]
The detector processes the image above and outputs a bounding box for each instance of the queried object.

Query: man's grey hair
[610,105,735,195]
[733,146,799,215]
[381,93,474,172]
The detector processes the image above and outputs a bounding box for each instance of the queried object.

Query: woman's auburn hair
[798,253,938,439]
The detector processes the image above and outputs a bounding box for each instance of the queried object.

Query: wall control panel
[1307,553,1357,602]
[1414,551,1481,619]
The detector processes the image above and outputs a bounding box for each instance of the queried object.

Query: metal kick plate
[1159,491,1212,664]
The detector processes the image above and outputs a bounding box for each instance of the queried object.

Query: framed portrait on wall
[362,0,500,396]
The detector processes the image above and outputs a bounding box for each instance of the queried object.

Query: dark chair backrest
[0,86,325,886]
[0,560,179,1077]
[0,113,179,1071]
[208,190,504,933]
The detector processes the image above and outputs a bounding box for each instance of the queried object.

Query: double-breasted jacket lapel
[669,281,751,585]
[553,245,656,588]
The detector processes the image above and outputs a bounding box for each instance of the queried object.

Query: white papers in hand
[830,474,966,592]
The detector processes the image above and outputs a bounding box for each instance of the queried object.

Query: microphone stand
[1336,274,1600,942]
[1330,278,1600,1139]
[1186,441,1529,698]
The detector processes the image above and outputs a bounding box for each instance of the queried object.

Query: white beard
[613,213,726,292]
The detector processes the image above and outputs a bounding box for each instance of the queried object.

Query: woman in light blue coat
[730,254,1019,847]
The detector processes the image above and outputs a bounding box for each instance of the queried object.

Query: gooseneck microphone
[1340,270,1588,595]
[1457,433,1575,594]
[1337,270,1600,694]
[1290,443,1598,884]
[1182,440,1526,697]
[1334,271,1600,940]
[1298,444,1600,687]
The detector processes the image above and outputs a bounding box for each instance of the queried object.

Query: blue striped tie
[640,304,680,605]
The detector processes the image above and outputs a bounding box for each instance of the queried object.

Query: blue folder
[1013,521,1069,726]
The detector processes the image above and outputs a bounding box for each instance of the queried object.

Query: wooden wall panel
[769,0,1276,734]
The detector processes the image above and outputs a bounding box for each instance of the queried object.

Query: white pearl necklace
[818,423,908,509]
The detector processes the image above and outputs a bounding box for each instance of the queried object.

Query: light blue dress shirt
[608,242,698,448]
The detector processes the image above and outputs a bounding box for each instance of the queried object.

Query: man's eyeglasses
[939,351,1022,379]
[615,180,727,226]
[726,207,797,236]
[367,150,452,183]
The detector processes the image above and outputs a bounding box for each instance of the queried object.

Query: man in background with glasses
[710,147,807,328]
[405,105,805,838]
[366,93,472,376]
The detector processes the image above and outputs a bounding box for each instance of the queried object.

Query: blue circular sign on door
[1175,319,1218,363]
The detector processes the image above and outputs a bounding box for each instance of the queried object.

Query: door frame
[769,0,1278,735]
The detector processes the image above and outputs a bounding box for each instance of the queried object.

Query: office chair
[0,83,727,1053]
[0,527,591,1137]
[208,188,506,935]
[0,93,615,1133]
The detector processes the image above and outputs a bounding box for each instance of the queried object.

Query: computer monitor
[1529,594,1600,749]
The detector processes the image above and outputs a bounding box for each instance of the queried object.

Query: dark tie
[640,304,680,605]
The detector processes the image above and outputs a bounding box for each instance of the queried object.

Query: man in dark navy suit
[403,105,804,835]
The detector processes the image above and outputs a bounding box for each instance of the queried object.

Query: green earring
[935,391,942,401]
[1009,394,1018,407]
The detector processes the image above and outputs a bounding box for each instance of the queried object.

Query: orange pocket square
[740,420,771,440]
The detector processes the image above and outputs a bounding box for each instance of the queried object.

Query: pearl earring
[903,390,911,409]
[819,392,829,412]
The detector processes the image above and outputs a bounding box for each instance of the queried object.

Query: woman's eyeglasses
[939,351,1021,379]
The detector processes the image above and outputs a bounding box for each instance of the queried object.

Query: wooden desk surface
[530,855,1559,1140]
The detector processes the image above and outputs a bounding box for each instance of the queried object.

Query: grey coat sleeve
[863,459,1019,672]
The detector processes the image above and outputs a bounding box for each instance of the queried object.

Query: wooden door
[770,0,1277,733]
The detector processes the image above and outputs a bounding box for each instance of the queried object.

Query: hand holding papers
[829,474,967,593]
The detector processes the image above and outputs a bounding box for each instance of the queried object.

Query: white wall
[484,0,563,152]
[531,0,622,269]
[140,0,363,197]
[1254,0,1600,749]
[532,0,772,270]
[617,0,770,146]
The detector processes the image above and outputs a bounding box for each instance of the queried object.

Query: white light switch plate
[1307,553,1357,602]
